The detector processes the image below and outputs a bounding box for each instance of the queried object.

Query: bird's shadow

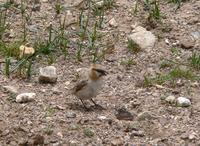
[67,102,105,112]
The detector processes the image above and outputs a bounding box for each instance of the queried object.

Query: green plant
[160,60,172,69]
[170,47,180,55]
[83,127,94,138]
[120,58,136,67]
[54,2,63,15]
[87,21,99,63]
[43,126,54,135]
[53,16,69,59]
[34,24,53,55]
[26,59,32,78]
[0,11,8,39]
[45,106,55,117]
[145,0,161,21]
[103,0,115,9]
[189,52,200,70]
[75,5,91,61]
[133,0,139,14]
[169,0,182,10]
[5,57,10,76]
[127,40,140,53]
[169,67,193,79]
[143,75,153,87]
[145,67,196,86]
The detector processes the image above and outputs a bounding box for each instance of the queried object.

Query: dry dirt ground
[0,0,200,145]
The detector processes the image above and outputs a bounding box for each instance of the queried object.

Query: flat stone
[165,95,176,104]
[179,37,195,49]
[39,66,57,83]
[130,130,145,137]
[137,111,156,121]
[115,108,134,121]
[191,31,200,40]
[66,111,76,118]
[16,93,36,103]
[128,26,156,50]
[109,18,118,27]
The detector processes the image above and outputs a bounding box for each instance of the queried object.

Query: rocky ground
[0,0,200,146]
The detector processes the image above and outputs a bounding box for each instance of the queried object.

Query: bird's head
[89,64,108,81]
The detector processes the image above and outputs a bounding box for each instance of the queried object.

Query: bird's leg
[90,99,98,106]
[80,99,90,110]
[90,99,105,110]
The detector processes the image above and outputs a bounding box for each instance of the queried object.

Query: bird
[72,64,108,109]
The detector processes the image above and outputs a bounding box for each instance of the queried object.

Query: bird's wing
[72,80,88,94]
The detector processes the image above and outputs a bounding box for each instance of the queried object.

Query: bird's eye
[94,68,107,76]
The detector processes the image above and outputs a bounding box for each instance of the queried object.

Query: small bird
[72,64,108,109]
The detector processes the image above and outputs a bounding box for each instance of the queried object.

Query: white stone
[128,26,156,50]
[97,115,107,121]
[176,97,191,107]
[109,18,118,27]
[39,66,57,83]
[16,93,36,103]
[95,1,104,8]
[165,95,176,103]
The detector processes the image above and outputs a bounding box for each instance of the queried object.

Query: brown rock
[179,37,195,49]
[31,134,45,145]
[115,108,134,121]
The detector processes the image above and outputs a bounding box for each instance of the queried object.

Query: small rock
[189,132,197,140]
[83,128,94,138]
[109,18,118,27]
[124,122,140,132]
[57,132,63,139]
[3,85,18,94]
[111,138,123,146]
[130,99,141,108]
[115,108,134,121]
[130,130,145,137]
[68,140,78,146]
[97,115,107,121]
[66,111,76,118]
[19,45,35,58]
[176,97,191,107]
[32,4,41,11]
[179,37,195,49]
[191,31,200,40]
[52,87,62,95]
[28,25,38,33]
[95,1,104,8]
[165,95,176,103]
[128,26,156,50]
[16,93,36,103]
[165,38,170,45]
[39,66,57,83]
[137,111,156,121]
[69,124,79,130]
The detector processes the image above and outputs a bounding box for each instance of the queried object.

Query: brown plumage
[72,64,108,109]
